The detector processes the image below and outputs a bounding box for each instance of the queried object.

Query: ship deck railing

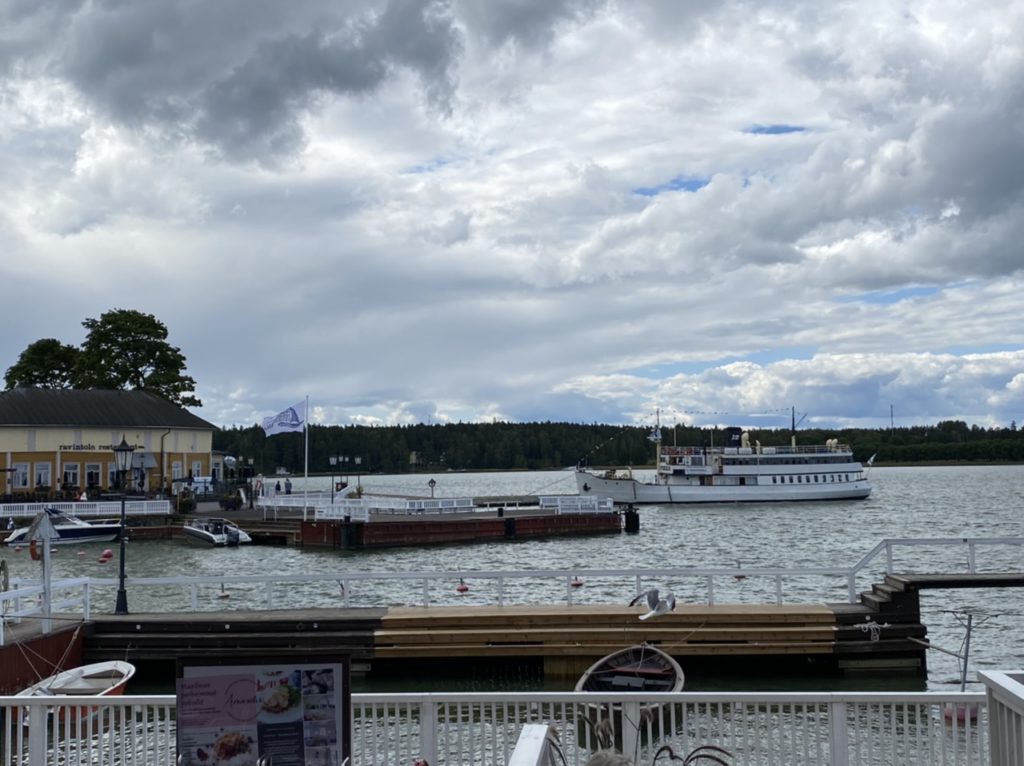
[4,537,1024,645]
[661,444,853,457]
[4,678,1021,765]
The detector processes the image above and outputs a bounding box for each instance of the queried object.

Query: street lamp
[112,435,135,615]
[428,478,436,498]
[329,455,338,503]
[246,457,255,508]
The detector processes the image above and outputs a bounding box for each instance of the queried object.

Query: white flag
[262,401,306,436]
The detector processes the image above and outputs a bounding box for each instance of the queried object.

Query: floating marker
[571,576,584,588]
[456,578,469,594]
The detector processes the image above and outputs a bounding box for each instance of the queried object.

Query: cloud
[1,0,1023,432]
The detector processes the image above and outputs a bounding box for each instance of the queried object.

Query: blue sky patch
[745,124,806,135]
[404,156,454,174]
[633,175,709,197]
[839,286,942,305]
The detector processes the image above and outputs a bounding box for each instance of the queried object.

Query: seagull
[629,588,676,620]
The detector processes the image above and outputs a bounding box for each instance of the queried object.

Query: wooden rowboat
[16,660,136,723]
[576,644,684,694]
[575,644,684,751]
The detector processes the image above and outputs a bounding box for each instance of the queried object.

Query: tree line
[214,419,1024,475]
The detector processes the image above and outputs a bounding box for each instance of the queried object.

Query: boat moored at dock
[4,508,121,546]
[577,425,872,504]
[182,517,252,546]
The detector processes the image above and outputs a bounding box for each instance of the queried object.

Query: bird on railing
[629,588,676,620]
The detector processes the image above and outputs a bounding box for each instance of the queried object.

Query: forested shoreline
[213,419,1024,475]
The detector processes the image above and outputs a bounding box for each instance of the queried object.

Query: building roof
[0,389,216,430]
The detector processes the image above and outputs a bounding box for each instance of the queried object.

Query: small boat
[575,644,684,750]
[4,508,121,546]
[576,417,873,505]
[182,517,252,546]
[17,660,136,721]
[576,644,684,694]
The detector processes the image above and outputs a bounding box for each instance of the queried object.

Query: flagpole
[303,394,309,521]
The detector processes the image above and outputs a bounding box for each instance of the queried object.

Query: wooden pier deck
[8,570,1024,692]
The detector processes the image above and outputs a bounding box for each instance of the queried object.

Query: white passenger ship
[576,426,873,504]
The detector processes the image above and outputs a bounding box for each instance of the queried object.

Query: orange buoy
[456,578,469,594]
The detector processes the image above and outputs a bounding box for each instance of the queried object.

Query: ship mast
[649,408,662,466]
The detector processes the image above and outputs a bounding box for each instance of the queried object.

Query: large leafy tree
[74,309,201,407]
[3,309,201,407]
[4,338,80,389]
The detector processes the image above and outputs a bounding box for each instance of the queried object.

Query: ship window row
[722,457,848,466]
[771,474,857,484]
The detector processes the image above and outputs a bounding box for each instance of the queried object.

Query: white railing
[0,501,171,519]
[4,537,1024,645]
[981,671,1024,764]
[0,690,992,765]
[844,537,1024,601]
[508,723,563,766]
[540,496,616,514]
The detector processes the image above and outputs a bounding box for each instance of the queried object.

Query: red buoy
[571,576,584,588]
[456,578,469,594]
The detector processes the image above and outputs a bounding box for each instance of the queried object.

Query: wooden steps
[373,605,837,661]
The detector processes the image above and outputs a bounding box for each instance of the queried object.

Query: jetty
[130,493,634,548]
[6,537,1024,694]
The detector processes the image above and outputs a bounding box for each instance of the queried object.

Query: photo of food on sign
[258,671,304,723]
[182,728,257,766]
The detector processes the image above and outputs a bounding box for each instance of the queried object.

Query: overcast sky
[1,0,1022,432]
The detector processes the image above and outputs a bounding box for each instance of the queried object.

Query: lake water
[4,465,1024,693]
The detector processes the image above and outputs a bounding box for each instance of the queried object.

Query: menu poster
[176,658,350,766]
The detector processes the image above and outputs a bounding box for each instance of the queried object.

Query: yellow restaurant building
[0,389,218,499]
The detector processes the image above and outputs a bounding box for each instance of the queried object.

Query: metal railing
[0,689,993,765]
[4,537,1024,645]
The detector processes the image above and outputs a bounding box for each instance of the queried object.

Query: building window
[172,462,183,481]
[86,463,101,489]
[192,461,202,478]
[12,463,29,489]
[63,463,80,488]
[34,463,51,488]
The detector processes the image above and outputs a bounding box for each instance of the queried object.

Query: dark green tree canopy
[4,308,201,407]
[3,338,80,389]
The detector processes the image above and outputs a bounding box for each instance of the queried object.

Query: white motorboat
[182,517,252,546]
[4,508,121,546]
[577,423,873,505]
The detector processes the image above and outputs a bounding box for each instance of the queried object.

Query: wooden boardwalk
[9,570,1024,690]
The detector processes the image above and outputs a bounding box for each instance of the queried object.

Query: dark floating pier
[6,570,1024,692]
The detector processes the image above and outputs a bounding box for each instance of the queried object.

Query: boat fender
[29,539,41,561]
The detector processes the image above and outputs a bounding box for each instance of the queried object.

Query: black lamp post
[428,478,436,498]
[113,435,135,615]
[329,455,338,503]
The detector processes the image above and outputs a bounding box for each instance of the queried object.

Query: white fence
[982,671,1024,764]
[0,689,994,765]
[0,501,171,520]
